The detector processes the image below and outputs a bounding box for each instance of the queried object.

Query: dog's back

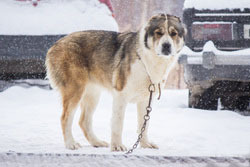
[46,30,138,90]
[47,31,116,89]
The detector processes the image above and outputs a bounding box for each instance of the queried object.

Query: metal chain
[126,84,155,154]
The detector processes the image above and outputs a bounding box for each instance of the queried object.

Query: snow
[181,41,250,56]
[0,0,118,35]
[184,0,250,10]
[180,41,250,65]
[0,86,250,157]
[0,0,250,162]
[195,13,250,16]
[1,153,248,167]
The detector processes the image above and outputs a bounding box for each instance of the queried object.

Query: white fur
[108,26,182,150]
[79,84,109,147]
[155,34,176,56]
[64,103,81,149]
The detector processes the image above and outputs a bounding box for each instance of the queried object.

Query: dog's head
[143,14,186,56]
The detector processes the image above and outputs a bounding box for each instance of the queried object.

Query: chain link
[126,84,155,154]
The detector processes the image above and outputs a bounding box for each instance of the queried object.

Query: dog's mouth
[157,53,172,57]
[161,53,171,56]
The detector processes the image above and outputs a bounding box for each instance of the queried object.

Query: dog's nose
[162,43,171,55]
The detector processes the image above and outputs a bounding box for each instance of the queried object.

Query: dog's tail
[45,47,60,90]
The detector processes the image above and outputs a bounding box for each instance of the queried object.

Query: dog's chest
[121,60,154,103]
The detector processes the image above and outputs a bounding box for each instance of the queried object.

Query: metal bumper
[180,51,250,69]
[179,42,250,82]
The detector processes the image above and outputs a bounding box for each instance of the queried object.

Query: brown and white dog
[45,14,186,151]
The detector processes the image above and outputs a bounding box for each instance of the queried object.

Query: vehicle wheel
[221,96,249,111]
[235,97,249,111]
[189,87,218,110]
[219,81,250,111]
[221,96,237,110]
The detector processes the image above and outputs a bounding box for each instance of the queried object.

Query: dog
[45,13,186,151]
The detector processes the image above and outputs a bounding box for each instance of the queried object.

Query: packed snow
[180,41,250,65]
[184,0,250,10]
[181,41,250,56]
[0,0,118,35]
[1,0,250,165]
[0,86,250,157]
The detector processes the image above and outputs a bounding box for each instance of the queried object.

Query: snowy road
[1,152,249,167]
[1,86,250,158]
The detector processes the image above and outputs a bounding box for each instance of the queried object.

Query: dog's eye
[155,31,163,36]
[170,31,177,37]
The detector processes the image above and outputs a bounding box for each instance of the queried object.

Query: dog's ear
[175,16,181,23]
[167,14,181,23]
[181,24,187,38]
[184,26,187,36]
[145,14,167,33]
[149,13,167,23]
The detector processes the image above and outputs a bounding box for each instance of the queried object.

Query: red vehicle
[99,0,114,15]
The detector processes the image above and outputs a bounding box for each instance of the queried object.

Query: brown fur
[46,31,140,148]
[46,31,138,91]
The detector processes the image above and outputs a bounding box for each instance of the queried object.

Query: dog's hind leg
[61,84,84,150]
[137,101,158,149]
[79,86,109,147]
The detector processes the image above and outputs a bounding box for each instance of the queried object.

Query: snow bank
[0,0,118,35]
[180,41,250,56]
[179,41,250,65]
[1,153,249,167]
[0,86,250,157]
[184,0,250,10]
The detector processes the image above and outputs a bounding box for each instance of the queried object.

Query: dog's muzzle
[161,43,171,56]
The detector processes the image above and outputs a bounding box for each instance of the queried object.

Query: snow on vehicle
[0,0,118,91]
[180,0,250,111]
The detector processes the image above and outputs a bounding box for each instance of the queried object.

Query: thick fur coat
[46,14,185,151]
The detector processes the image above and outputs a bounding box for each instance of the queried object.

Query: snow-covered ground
[0,0,118,35]
[0,0,250,164]
[0,86,250,157]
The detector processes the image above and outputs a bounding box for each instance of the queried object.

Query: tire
[236,97,249,111]
[221,96,237,110]
[221,96,249,111]
[220,82,250,111]
[189,87,218,110]
[189,81,250,112]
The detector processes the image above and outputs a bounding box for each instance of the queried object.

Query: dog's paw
[111,143,127,152]
[140,142,159,149]
[65,141,82,150]
[92,140,109,148]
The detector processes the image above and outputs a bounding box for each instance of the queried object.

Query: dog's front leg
[111,96,127,151]
[137,101,158,149]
